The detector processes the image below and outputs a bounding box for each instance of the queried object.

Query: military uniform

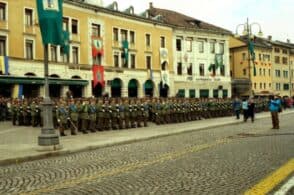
[89,101,97,132]
[30,101,39,127]
[130,102,138,128]
[68,101,78,135]
[118,101,125,129]
[95,100,103,131]
[22,101,31,126]
[124,101,130,129]
[80,101,90,133]
[11,101,17,125]
[52,103,59,129]
[16,102,24,126]
[56,102,69,136]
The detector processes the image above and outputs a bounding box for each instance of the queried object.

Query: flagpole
[38,44,61,149]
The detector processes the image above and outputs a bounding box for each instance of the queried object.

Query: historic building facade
[0,0,174,98]
[230,36,273,97]
[230,35,294,97]
[0,0,90,98]
[270,40,293,97]
[148,3,232,98]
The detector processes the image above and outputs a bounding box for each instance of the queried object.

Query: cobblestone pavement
[0,113,293,195]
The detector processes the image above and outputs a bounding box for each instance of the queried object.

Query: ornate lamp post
[235,18,263,97]
[36,0,67,149]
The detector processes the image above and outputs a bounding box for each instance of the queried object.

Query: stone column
[121,86,128,98]
[61,86,69,98]
[39,86,45,97]
[219,89,223,98]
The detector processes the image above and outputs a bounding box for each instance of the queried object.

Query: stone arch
[111,78,122,97]
[128,79,139,97]
[144,79,154,97]
[24,72,36,76]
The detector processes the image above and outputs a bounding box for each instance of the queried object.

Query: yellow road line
[244,159,294,195]
[21,138,230,195]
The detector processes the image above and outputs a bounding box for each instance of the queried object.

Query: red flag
[92,36,104,57]
[92,65,105,88]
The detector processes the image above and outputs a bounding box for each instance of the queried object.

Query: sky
[102,0,294,43]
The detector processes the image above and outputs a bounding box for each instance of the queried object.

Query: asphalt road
[0,113,293,195]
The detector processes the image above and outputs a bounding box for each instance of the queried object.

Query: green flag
[61,30,69,54]
[208,64,214,71]
[215,54,223,69]
[36,0,63,45]
[122,40,129,64]
[248,40,255,61]
[253,65,257,76]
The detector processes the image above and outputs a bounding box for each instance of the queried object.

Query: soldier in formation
[3,96,270,135]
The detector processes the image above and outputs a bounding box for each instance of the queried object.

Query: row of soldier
[0,97,269,136]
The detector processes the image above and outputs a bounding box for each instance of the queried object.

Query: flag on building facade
[248,40,256,76]
[92,65,105,88]
[61,30,69,54]
[122,40,129,64]
[160,48,168,65]
[161,70,170,86]
[36,0,64,45]
[0,56,9,75]
[92,36,103,57]
[215,54,223,69]
[12,84,23,98]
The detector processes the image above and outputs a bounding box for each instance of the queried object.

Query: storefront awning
[111,79,121,88]
[144,80,153,89]
[128,80,137,88]
[0,76,88,86]
[200,89,209,98]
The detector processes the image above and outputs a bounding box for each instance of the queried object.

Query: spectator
[269,95,281,129]
[232,97,241,120]
[247,98,255,122]
[242,98,248,122]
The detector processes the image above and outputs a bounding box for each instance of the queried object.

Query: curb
[1,111,293,166]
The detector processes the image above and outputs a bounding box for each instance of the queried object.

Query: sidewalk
[1,110,294,166]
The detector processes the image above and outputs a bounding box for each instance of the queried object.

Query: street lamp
[235,18,263,97]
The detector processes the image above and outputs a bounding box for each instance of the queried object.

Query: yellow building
[290,47,294,97]
[230,35,294,98]
[270,39,293,97]
[230,36,272,97]
[0,0,174,98]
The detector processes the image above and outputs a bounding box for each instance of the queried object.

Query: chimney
[149,2,153,9]
[268,35,272,41]
[287,39,290,43]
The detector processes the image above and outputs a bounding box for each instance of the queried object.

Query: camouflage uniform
[80,100,90,133]
[89,100,97,132]
[68,100,78,135]
[56,102,69,136]
[95,99,103,131]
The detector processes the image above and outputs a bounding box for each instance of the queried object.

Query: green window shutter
[111,79,121,88]
[223,90,228,98]
[189,89,195,98]
[144,80,153,89]
[128,80,137,88]
[213,89,219,98]
[178,89,185,97]
[200,89,209,98]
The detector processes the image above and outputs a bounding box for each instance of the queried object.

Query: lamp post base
[38,133,60,146]
[38,96,60,147]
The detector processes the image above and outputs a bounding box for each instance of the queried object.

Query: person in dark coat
[247,98,255,122]
[232,97,241,120]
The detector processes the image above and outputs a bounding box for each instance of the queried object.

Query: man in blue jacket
[269,95,281,129]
